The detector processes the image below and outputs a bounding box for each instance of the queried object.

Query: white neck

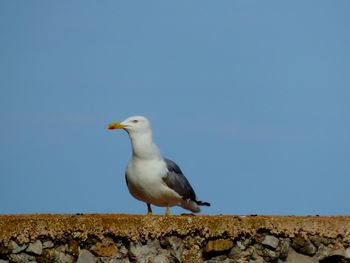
[128,130,161,160]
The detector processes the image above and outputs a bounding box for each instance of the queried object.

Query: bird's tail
[181,200,211,213]
[196,200,211,207]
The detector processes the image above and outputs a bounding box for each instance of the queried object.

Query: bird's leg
[147,203,153,216]
[165,206,171,217]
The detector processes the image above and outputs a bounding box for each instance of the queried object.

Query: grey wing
[162,158,197,202]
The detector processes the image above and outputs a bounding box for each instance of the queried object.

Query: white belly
[126,158,181,207]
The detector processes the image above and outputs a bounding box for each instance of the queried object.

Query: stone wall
[0,215,349,263]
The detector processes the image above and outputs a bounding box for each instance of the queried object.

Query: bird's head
[108,116,151,134]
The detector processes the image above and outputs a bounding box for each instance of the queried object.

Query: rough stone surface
[9,253,36,263]
[90,238,118,257]
[129,240,167,262]
[262,235,280,249]
[1,214,350,244]
[9,241,27,254]
[57,251,75,263]
[204,239,234,253]
[227,246,242,260]
[165,236,184,261]
[285,248,315,263]
[77,249,96,263]
[291,234,317,256]
[37,248,74,263]
[153,253,171,263]
[345,248,350,259]
[249,258,264,263]
[42,241,54,249]
[236,241,245,250]
[26,240,43,255]
[0,215,349,263]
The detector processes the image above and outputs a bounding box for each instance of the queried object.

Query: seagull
[108,115,210,216]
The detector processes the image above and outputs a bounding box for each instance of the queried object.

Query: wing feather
[162,158,197,202]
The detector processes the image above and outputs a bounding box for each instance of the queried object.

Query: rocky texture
[204,239,234,253]
[262,235,279,250]
[0,214,349,262]
[26,240,43,256]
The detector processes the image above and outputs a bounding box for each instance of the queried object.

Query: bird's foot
[165,207,171,217]
[147,203,153,216]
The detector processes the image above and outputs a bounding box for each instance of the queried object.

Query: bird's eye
[132,120,139,123]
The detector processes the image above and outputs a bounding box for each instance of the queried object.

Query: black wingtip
[197,201,211,207]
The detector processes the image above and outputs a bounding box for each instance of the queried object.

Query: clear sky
[1,1,349,216]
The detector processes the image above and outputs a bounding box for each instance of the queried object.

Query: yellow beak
[108,122,127,130]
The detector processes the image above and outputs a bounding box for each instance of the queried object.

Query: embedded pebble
[10,241,27,254]
[42,241,54,249]
[262,235,279,249]
[26,240,42,255]
[77,249,96,263]
[345,248,350,259]
[204,239,234,253]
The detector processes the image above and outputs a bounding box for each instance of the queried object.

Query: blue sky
[1,1,349,215]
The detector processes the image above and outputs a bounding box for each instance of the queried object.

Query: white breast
[126,158,181,207]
